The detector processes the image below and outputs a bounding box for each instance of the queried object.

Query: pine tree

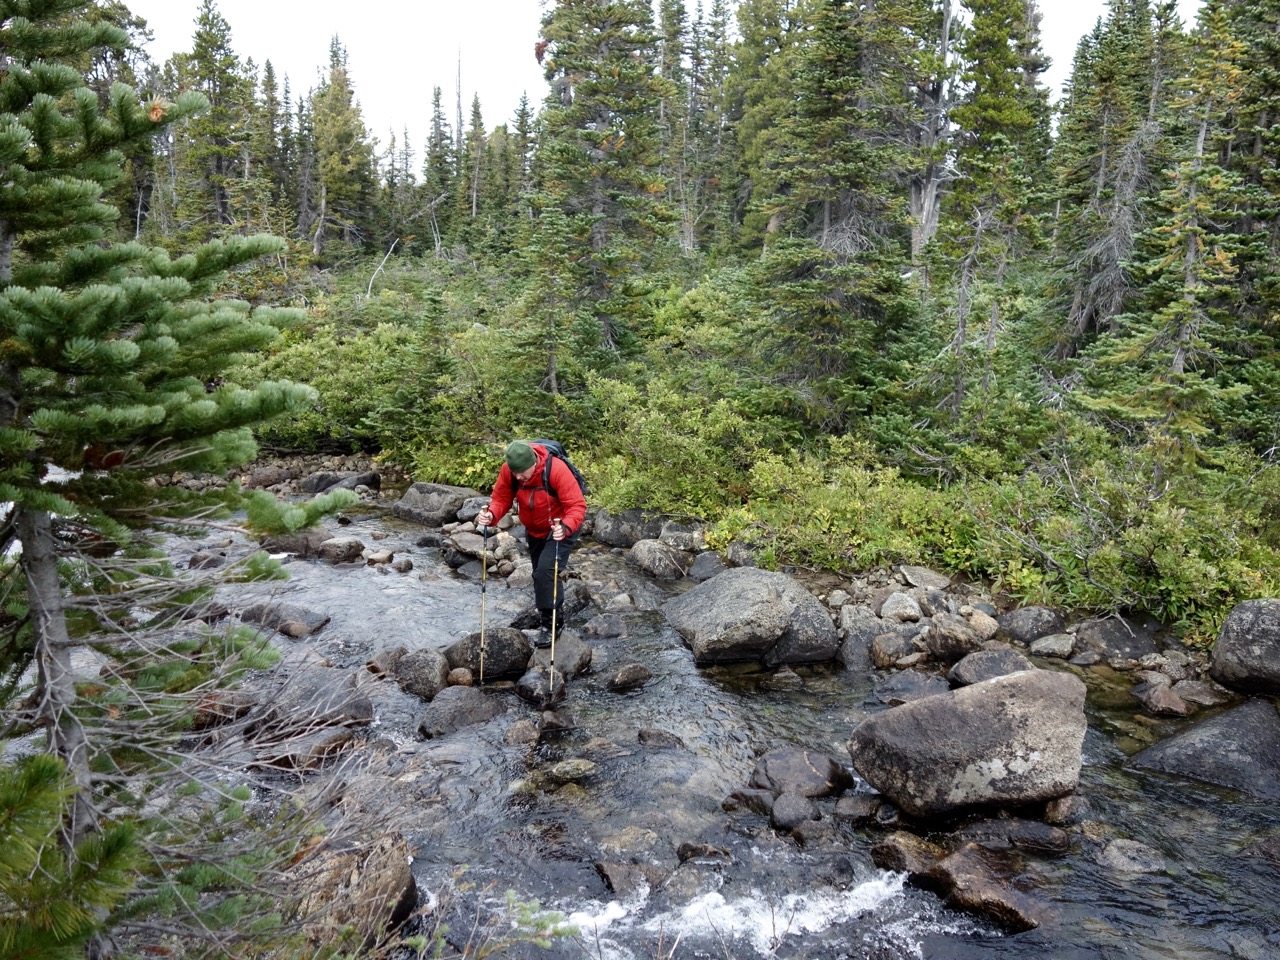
[169,0,254,237]
[1050,0,1188,356]
[527,0,672,390]
[422,86,456,253]
[0,2,323,951]
[935,0,1053,413]
[454,94,488,247]
[1079,0,1252,462]
[309,37,378,256]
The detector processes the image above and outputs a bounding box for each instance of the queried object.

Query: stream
[219,508,1280,960]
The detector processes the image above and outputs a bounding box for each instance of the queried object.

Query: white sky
[121,0,1205,163]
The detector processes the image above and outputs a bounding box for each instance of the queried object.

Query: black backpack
[514,439,588,497]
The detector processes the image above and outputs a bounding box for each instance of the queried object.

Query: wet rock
[926,843,1042,932]
[997,606,1065,645]
[258,528,333,557]
[595,861,661,899]
[1211,599,1280,694]
[391,556,414,573]
[506,718,540,745]
[870,831,946,874]
[1043,794,1090,826]
[318,537,366,564]
[850,669,1087,817]
[1131,675,1194,717]
[447,668,473,686]
[638,728,685,749]
[662,567,839,667]
[239,600,331,638]
[583,613,627,639]
[366,646,406,676]
[302,470,381,494]
[955,818,1072,856]
[416,685,507,739]
[761,666,804,691]
[1127,698,1280,800]
[530,629,593,678]
[444,627,531,681]
[873,670,950,706]
[948,648,1034,687]
[1170,678,1233,707]
[514,667,566,709]
[770,791,818,831]
[1096,838,1165,873]
[749,748,853,798]
[609,663,653,692]
[722,788,775,815]
[1074,614,1161,663]
[538,758,598,787]
[924,613,985,663]
[688,551,727,582]
[833,794,880,825]
[392,648,451,701]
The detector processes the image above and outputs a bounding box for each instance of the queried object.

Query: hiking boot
[532,628,553,649]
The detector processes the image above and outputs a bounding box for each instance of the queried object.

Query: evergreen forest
[2,0,1279,954]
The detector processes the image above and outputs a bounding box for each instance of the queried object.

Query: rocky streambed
[171,462,1280,959]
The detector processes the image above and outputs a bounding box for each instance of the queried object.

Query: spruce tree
[309,37,377,256]
[527,0,672,389]
[422,86,456,253]
[0,1,325,952]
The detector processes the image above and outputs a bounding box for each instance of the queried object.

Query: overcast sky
[122,0,1205,161]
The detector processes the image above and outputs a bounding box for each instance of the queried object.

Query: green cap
[505,440,535,472]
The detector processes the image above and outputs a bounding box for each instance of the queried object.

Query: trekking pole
[479,524,489,685]
[549,519,561,692]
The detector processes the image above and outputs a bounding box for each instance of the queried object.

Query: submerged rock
[1127,698,1280,800]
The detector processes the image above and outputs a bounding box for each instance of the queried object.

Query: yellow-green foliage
[585,376,765,516]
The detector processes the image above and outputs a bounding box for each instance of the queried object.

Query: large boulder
[391,482,480,527]
[1074,614,1161,662]
[444,627,531,681]
[1210,599,1280,694]
[996,606,1064,645]
[1127,698,1280,800]
[848,669,1087,817]
[592,508,667,548]
[661,567,839,666]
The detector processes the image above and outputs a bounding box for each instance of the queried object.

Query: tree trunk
[17,505,96,848]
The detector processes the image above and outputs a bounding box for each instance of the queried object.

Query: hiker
[475,440,587,648]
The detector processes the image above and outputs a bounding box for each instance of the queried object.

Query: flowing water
[224,512,1280,960]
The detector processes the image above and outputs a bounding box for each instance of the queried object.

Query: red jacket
[487,443,587,539]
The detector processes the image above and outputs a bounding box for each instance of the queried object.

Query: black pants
[528,534,574,621]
